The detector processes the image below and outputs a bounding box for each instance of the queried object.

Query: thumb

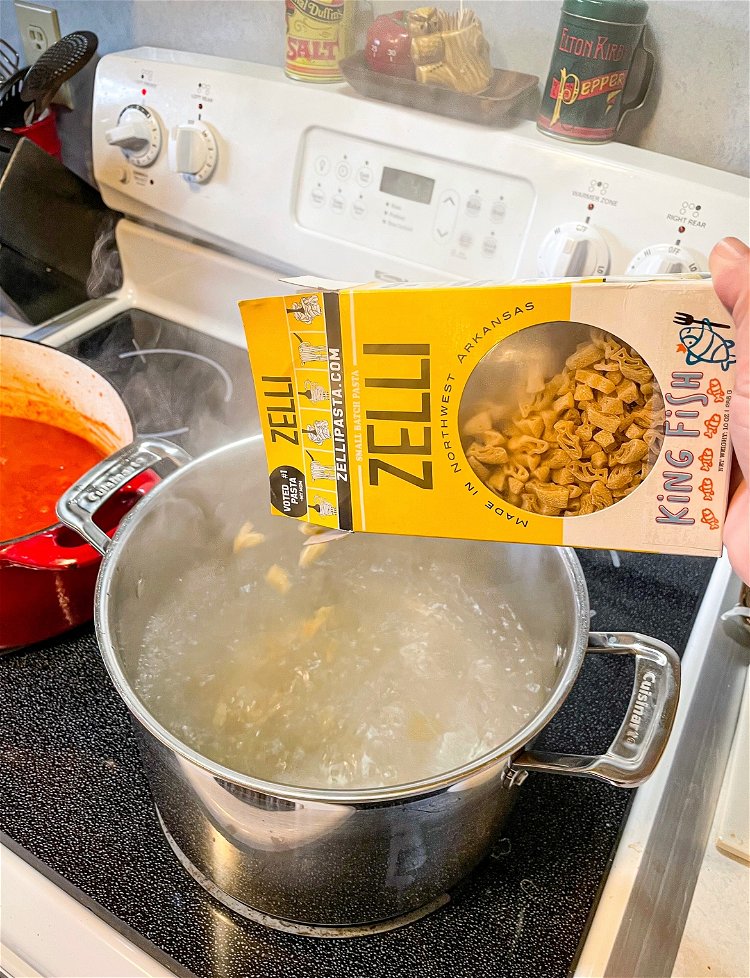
[709,238,749,483]
[709,237,749,326]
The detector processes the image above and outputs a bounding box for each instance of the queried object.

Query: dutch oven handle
[513,632,680,788]
[0,471,158,569]
[56,437,192,556]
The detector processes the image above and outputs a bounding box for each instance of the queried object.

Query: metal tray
[340,52,539,127]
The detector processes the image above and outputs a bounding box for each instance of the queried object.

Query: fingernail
[715,237,749,260]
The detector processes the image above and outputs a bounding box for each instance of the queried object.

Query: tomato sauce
[0,416,104,541]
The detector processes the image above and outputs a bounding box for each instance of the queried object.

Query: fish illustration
[698,448,714,472]
[707,378,726,403]
[674,314,735,372]
[700,508,720,531]
[704,413,721,438]
[699,478,714,501]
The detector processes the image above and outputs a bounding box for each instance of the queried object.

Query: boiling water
[134,529,555,790]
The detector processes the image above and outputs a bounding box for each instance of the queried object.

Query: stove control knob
[105,105,162,168]
[168,123,218,184]
[627,244,701,276]
[538,223,610,278]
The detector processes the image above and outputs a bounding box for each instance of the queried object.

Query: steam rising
[62,309,259,457]
[86,214,123,299]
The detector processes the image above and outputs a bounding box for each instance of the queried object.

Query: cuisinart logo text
[624,670,656,745]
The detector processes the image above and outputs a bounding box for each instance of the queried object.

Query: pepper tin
[538,0,654,144]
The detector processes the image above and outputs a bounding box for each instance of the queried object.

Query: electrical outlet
[13,1,73,109]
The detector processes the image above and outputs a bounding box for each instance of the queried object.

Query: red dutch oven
[0,336,155,651]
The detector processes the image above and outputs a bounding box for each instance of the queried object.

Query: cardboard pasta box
[239,276,737,557]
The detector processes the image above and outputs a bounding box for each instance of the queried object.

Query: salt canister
[285,0,355,83]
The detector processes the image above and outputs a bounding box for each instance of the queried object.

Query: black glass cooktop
[60,308,258,456]
[0,311,716,978]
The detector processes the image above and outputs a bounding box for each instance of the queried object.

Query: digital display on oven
[379,166,435,205]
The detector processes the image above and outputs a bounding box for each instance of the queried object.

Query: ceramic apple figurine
[365,12,416,79]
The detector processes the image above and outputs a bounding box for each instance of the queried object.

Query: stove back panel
[91,49,748,285]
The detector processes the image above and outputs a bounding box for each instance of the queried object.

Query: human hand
[710,237,749,584]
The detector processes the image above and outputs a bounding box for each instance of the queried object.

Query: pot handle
[56,437,192,556]
[513,632,680,788]
[721,583,750,647]
[0,471,158,569]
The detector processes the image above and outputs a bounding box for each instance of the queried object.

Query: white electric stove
[1,48,749,978]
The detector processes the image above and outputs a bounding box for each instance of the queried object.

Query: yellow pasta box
[239,276,736,557]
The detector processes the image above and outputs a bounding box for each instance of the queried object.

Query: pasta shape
[610,439,649,465]
[566,343,602,371]
[462,411,493,438]
[587,406,621,434]
[591,481,614,510]
[461,329,663,517]
[507,435,548,455]
[479,429,507,447]
[469,443,509,466]
[598,395,625,416]
[616,379,640,403]
[593,429,616,450]
[575,369,616,394]
[515,417,545,439]
[468,456,491,481]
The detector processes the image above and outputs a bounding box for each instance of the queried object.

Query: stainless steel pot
[57,435,680,932]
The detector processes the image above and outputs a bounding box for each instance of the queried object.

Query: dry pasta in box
[239,277,736,557]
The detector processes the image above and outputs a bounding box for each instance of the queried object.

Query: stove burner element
[118,347,233,439]
[61,309,257,456]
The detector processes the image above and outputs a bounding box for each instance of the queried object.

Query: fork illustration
[673,312,730,330]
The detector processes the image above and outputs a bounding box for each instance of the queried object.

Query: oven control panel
[296,129,534,279]
[92,49,749,284]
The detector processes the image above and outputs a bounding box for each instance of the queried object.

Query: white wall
[127,0,750,178]
[0,0,136,178]
[1,0,748,179]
